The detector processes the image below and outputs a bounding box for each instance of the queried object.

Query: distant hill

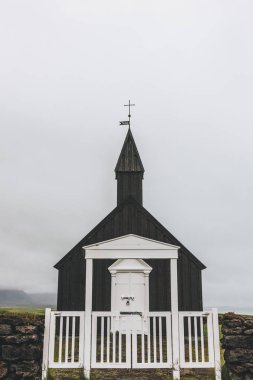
[0,289,56,307]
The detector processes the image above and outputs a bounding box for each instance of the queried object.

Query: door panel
[115,272,145,312]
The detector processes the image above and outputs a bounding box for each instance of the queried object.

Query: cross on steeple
[124,100,135,127]
[120,100,135,128]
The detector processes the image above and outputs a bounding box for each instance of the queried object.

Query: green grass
[0,306,46,316]
[47,368,215,380]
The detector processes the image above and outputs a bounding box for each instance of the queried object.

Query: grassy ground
[0,306,46,316]
[47,368,216,380]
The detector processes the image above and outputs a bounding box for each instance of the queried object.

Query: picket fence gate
[42,309,221,380]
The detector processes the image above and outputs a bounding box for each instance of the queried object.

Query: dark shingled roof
[115,128,144,174]
[54,196,206,270]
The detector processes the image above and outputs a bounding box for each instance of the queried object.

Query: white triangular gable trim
[83,234,179,260]
[83,234,180,250]
[108,258,152,273]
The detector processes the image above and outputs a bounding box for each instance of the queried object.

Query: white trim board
[83,234,179,260]
[108,258,152,273]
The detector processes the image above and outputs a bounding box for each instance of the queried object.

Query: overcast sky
[0,0,253,308]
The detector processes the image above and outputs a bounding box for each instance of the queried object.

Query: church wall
[57,253,203,312]
[57,253,85,311]
[57,200,204,312]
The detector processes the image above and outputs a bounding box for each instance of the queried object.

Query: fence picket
[91,315,97,366]
[101,317,104,363]
[141,318,145,364]
[159,317,162,363]
[65,316,69,363]
[188,316,192,363]
[194,316,198,363]
[148,317,151,364]
[58,316,63,363]
[119,317,122,363]
[107,317,110,363]
[200,316,204,362]
[153,317,157,363]
[71,316,75,363]
[112,317,116,364]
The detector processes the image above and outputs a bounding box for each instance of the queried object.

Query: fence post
[212,308,221,380]
[42,308,51,380]
[84,258,93,379]
[171,258,180,380]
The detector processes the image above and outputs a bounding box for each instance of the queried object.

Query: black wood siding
[56,198,204,312]
[117,173,143,205]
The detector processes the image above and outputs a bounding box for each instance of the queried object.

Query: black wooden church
[55,127,205,312]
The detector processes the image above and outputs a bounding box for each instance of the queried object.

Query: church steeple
[115,128,144,205]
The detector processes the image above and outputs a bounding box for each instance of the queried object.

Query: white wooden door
[115,272,145,312]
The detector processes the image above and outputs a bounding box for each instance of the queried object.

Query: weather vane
[120,100,135,128]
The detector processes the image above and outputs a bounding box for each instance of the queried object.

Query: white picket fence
[91,312,172,369]
[44,311,85,370]
[42,309,221,379]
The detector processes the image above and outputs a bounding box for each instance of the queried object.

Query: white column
[111,272,116,311]
[84,258,93,379]
[144,272,149,314]
[42,308,51,380]
[171,258,180,380]
[212,308,221,380]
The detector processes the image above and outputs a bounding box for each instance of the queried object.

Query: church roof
[115,128,144,173]
[54,196,206,270]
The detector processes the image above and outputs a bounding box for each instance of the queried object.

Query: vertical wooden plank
[58,316,63,363]
[126,315,131,368]
[153,316,157,363]
[200,316,204,362]
[170,258,180,380]
[42,308,51,379]
[131,316,138,367]
[212,308,221,380]
[194,316,198,363]
[159,317,162,363]
[101,317,104,363]
[84,258,93,379]
[178,314,184,367]
[48,312,56,367]
[65,316,69,363]
[168,313,172,366]
[112,316,116,364]
[188,316,192,363]
[79,313,85,366]
[141,316,145,364]
[71,316,76,363]
[207,313,214,366]
[148,317,151,364]
[119,316,122,363]
[107,317,110,364]
[91,314,97,367]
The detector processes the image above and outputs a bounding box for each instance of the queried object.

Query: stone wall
[1,311,253,379]
[222,313,253,380]
[0,313,44,379]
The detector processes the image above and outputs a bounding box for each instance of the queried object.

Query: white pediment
[83,234,179,260]
[108,258,152,273]
[84,234,179,250]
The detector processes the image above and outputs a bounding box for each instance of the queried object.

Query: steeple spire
[115,129,144,205]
